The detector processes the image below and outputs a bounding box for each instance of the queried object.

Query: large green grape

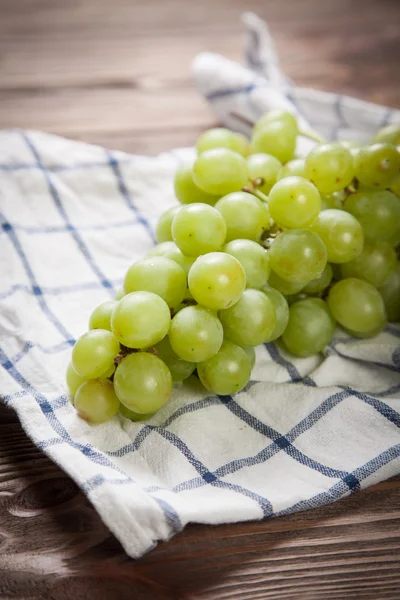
[344,190,400,242]
[114,353,172,414]
[74,379,120,424]
[267,271,307,296]
[260,285,290,340]
[155,206,181,243]
[354,143,400,190]
[328,278,387,336]
[89,300,119,332]
[147,241,195,275]
[169,305,223,362]
[193,149,249,195]
[253,110,298,137]
[66,361,87,400]
[120,404,155,422]
[124,256,186,308]
[196,128,250,157]
[154,336,196,382]
[302,263,333,295]
[268,176,321,229]
[251,120,296,163]
[223,239,270,289]
[171,203,227,257]
[305,142,354,194]
[197,340,251,395]
[371,124,400,146]
[72,330,120,379]
[111,291,170,348]
[214,191,270,242]
[282,298,336,357]
[309,209,364,263]
[277,158,306,181]
[247,153,281,194]
[219,289,276,346]
[188,252,246,310]
[340,241,397,288]
[174,164,219,205]
[269,229,327,282]
[378,262,400,322]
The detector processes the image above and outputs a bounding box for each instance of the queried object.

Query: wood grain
[1,0,400,598]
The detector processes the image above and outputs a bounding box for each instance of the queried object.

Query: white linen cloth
[0,14,399,558]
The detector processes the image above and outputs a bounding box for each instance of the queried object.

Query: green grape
[101,362,116,379]
[154,336,196,382]
[251,120,296,164]
[124,256,186,308]
[74,379,120,424]
[196,127,250,157]
[378,263,400,322]
[222,239,270,289]
[391,177,400,198]
[219,289,276,346]
[328,278,387,336]
[242,346,256,370]
[282,298,336,357]
[72,330,120,379]
[371,124,400,146]
[174,163,219,205]
[320,190,345,211]
[302,264,333,295]
[155,206,181,243]
[267,271,307,296]
[111,291,170,348]
[89,300,119,331]
[269,229,327,283]
[268,176,321,229]
[169,305,223,362]
[214,191,270,242]
[115,287,125,300]
[247,153,282,194]
[114,353,172,414]
[344,190,400,242]
[66,361,86,400]
[253,110,298,137]
[305,142,354,194]
[193,149,249,195]
[354,143,400,190]
[340,241,397,288]
[171,203,227,257]
[387,228,400,248]
[277,158,306,181]
[188,252,246,310]
[197,340,251,395]
[147,241,196,275]
[120,404,155,421]
[260,285,290,340]
[309,209,364,263]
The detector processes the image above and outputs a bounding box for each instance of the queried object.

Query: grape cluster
[66,112,400,424]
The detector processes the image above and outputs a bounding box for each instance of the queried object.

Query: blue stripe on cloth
[0,159,132,173]
[106,151,155,243]
[329,344,400,373]
[264,342,316,386]
[0,214,72,340]
[0,218,139,235]
[0,279,123,301]
[205,82,261,102]
[0,347,183,533]
[22,133,115,295]
[11,340,75,364]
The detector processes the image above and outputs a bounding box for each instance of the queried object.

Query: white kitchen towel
[1,14,399,559]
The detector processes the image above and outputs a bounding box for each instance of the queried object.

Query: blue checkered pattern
[1,14,400,558]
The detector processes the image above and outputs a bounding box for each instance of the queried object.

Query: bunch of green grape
[66,112,400,425]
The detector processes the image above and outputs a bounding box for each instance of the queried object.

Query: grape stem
[242,185,269,203]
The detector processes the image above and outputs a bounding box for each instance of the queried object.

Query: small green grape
[302,264,333,295]
[114,353,172,414]
[223,239,270,289]
[267,270,307,296]
[155,206,181,243]
[89,300,119,331]
[277,159,306,181]
[174,163,219,205]
[214,191,270,242]
[378,263,400,322]
[305,142,354,194]
[247,153,282,194]
[269,229,328,283]
[354,143,400,190]
[260,285,290,340]
[169,305,223,362]
[188,252,246,311]
[242,346,256,370]
[193,148,249,195]
[253,110,298,137]
[309,209,364,263]
[74,379,120,424]
[147,241,195,275]
[320,190,345,211]
[197,340,251,395]
[251,120,296,163]
[340,241,397,288]
[197,128,250,157]
[219,289,276,346]
[268,176,321,229]
[115,287,125,300]
[124,256,186,308]
[282,298,336,357]
[66,361,87,400]
[344,190,400,242]
[370,123,400,146]
[72,330,120,379]
[120,404,155,421]
[171,203,227,257]
[154,336,196,382]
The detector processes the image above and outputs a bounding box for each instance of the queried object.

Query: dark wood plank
[1,0,400,598]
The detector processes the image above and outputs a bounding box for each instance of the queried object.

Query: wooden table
[1,1,400,598]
